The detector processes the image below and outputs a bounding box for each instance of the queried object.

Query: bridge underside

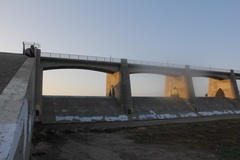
[41,96,240,124]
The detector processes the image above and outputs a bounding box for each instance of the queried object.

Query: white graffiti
[55,109,240,122]
[198,110,235,116]
[56,115,128,122]
[105,115,128,121]
[139,110,178,120]
[180,112,198,118]
[234,110,240,114]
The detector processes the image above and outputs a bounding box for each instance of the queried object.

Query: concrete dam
[1,47,240,159]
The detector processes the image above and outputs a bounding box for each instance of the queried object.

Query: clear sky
[1,0,240,96]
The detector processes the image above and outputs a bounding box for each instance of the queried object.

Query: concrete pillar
[165,76,189,98]
[34,49,43,121]
[106,59,133,113]
[185,65,195,100]
[164,65,195,100]
[230,70,240,99]
[208,70,239,99]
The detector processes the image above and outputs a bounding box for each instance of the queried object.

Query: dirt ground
[30,119,240,160]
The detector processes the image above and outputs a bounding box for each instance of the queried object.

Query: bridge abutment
[106,59,133,113]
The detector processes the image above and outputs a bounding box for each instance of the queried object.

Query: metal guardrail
[41,52,240,74]
[41,52,121,63]
[127,59,185,68]
[190,65,229,72]
[23,41,41,49]
[190,65,240,74]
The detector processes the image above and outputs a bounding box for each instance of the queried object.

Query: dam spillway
[41,96,240,123]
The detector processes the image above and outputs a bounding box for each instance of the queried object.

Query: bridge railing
[127,59,186,68]
[41,52,121,63]
[190,65,240,73]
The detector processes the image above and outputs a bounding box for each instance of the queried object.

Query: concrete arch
[41,57,120,73]
[43,66,116,73]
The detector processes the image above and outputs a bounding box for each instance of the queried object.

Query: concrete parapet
[0,57,36,160]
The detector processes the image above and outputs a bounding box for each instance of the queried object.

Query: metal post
[22,42,25,54]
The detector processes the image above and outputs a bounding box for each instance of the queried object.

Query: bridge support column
[230,70,240,99]
[35,49,43,121]
[208,70,239,99]
[165,65,195,100]
[165,76,190,98]
[106,59,133,113]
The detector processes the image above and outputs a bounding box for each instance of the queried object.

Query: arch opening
[130,73,165,97]
[192,77,209,97]
[215,88,225,97]
[43,69,106,96]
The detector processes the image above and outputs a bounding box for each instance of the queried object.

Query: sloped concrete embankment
[194,97,240,116]
[0,55,36,160]
[41,96,240,124]
[131,97,240,120]
[41,96,124,123]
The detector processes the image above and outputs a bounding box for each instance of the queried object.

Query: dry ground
[31,119,240,160]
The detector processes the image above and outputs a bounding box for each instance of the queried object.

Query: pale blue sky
[1,0,240,96]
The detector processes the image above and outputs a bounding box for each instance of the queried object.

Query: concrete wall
[165,76,190,98]
[207,70,240,99]
[106,72,121,97]
[164,65,195,100]
[0,57,36,160]
[208,78,236,98]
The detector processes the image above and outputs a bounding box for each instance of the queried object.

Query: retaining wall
[0,57,36,160]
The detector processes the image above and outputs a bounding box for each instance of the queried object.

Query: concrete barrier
[0,57,36,160]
